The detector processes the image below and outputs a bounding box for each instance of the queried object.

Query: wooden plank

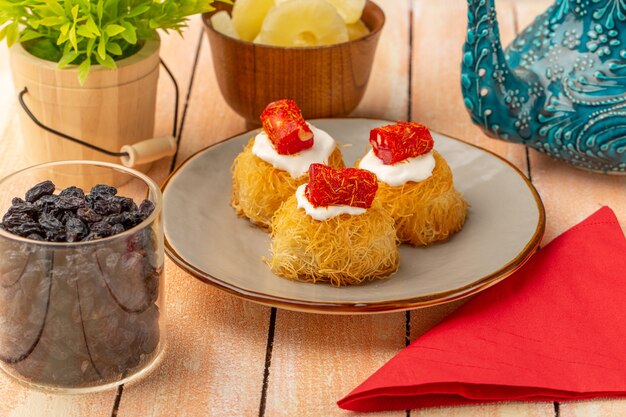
[171,37,246,165]
[264,1,410,416]
[409,0,528,339]
[412,403,555,417]
[514,1,626,415]
[116,18,269,417]
[409,0,537,347]
[528,153,626,243]
[351,0,410,119]
[560,400,626,417]
[409,1,554,416]
[0,43,29,180]
[0,44,13,137]
[143,16,211,186]
[0,17,205,417]
[0,390,114,417]
[267,312,406,417]
[117,261,271,416]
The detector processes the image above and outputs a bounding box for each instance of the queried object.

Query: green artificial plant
[0,0,217,84]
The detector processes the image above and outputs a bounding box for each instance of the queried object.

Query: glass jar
[0,161,165,393]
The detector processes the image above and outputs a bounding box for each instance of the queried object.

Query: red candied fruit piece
[305,164,378,209]
[369,121,434,165]
[260,99,314,155]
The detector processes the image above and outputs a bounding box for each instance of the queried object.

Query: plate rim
[162,117,546,314]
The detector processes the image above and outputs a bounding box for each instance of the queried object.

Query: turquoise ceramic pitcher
[462,0,626,173]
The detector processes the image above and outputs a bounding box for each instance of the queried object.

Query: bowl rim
[202,0,386,51]
[0,160,162,247]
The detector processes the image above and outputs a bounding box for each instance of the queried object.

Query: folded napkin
[339,207,626,412]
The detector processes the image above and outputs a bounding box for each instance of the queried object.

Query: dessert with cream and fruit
[231,99,344,229]
[358,121,468,246]
[268,164,399,286]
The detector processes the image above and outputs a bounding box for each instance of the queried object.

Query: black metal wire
[17,58,180,158]
[160,58,179,138]
[18,88,129,158]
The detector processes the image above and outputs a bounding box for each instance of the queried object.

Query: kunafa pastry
[268,164,399,286]
[231,99,344,229]
[358,122,468,246]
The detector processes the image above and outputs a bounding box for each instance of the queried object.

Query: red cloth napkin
[339,206,626,412]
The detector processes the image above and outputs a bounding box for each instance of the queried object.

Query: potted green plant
[0,0,216,170]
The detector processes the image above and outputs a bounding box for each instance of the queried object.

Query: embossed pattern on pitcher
[462,0,626,173]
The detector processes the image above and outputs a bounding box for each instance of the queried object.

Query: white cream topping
[251,124,336,179]
[295,184,366,221]
[358,149,436,186]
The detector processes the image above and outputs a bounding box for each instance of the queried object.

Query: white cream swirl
[358,149,436,186]
[295,184,366,221]
[251,124,336,179]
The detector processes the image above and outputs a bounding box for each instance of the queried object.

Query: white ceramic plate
[163,118,545,314]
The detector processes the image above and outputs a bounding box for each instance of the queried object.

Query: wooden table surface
[1,0,625,416]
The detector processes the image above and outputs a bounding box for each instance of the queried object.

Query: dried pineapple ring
[347,20,370,40]
[257,0,349,47]
[231,0,275,42]
[325,0,366,24]
[276,0,366,24]
[210,11,239,39]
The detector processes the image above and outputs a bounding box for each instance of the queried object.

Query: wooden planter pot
[9,37,161,172]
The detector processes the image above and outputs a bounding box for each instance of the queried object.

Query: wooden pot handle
[120,136,177,168]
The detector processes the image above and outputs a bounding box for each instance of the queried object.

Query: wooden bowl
[202,1,385,126]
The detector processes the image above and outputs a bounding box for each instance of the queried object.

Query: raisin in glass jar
[0,161,165,393]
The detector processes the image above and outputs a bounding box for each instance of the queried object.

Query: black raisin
[126,228,152,253]
[65,217,88,242]
[25,180,55,203]
[111,223,125,235]
[61,211,77,225]
[103,214,124,226]
[122,211,142,228]
[6,202,38,217]
[59,186,85,199]
[2,182,150,243]
[34,194,60,212]
[38,213,63,231]
[138,200,155,220]
[76,207,102,223]
[93,199,121,216]
[90,221,113,238]
[45,229,66,242]
[90,184,117,199]
[116,197,137,212]
[56,196,84,211]
[47,208,65,222]
[12,222,42,237]
[2,212,33,228]
[84,194,95,208]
